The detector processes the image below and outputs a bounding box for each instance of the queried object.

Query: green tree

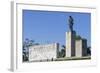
[87,47,91,55]
[61,49,65,57]
[23,38,40,62]
[58,45,66,58]
[75,35,81,40]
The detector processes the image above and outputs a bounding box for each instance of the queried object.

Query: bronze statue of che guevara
[68,16,74,31]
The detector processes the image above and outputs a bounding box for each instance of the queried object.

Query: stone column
[75,39,87,57]
[66,31,76,57]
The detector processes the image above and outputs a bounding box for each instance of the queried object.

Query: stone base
[66,31,76,57]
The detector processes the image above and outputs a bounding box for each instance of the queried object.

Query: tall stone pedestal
[66,31,76,57]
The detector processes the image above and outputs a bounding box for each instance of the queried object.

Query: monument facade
[75,39,87,57]
[28,43,59,62]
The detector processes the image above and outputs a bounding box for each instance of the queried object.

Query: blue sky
[23,10,91,47]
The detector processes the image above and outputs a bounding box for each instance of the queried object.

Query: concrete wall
[29,43,59,62]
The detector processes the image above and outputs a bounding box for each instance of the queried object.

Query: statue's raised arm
[68,16,74,31]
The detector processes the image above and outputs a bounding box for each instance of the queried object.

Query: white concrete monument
[66,31,76,57]
[75,39,87,57]
[28,43,59,62]
[66,16,88,58]
[66,16,76,57]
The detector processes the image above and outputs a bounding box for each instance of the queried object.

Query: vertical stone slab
[66,31,76,57]
[56,43,60,58]
[75,40,82,57]
[82,39,87,56]
[75,39,87,57]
